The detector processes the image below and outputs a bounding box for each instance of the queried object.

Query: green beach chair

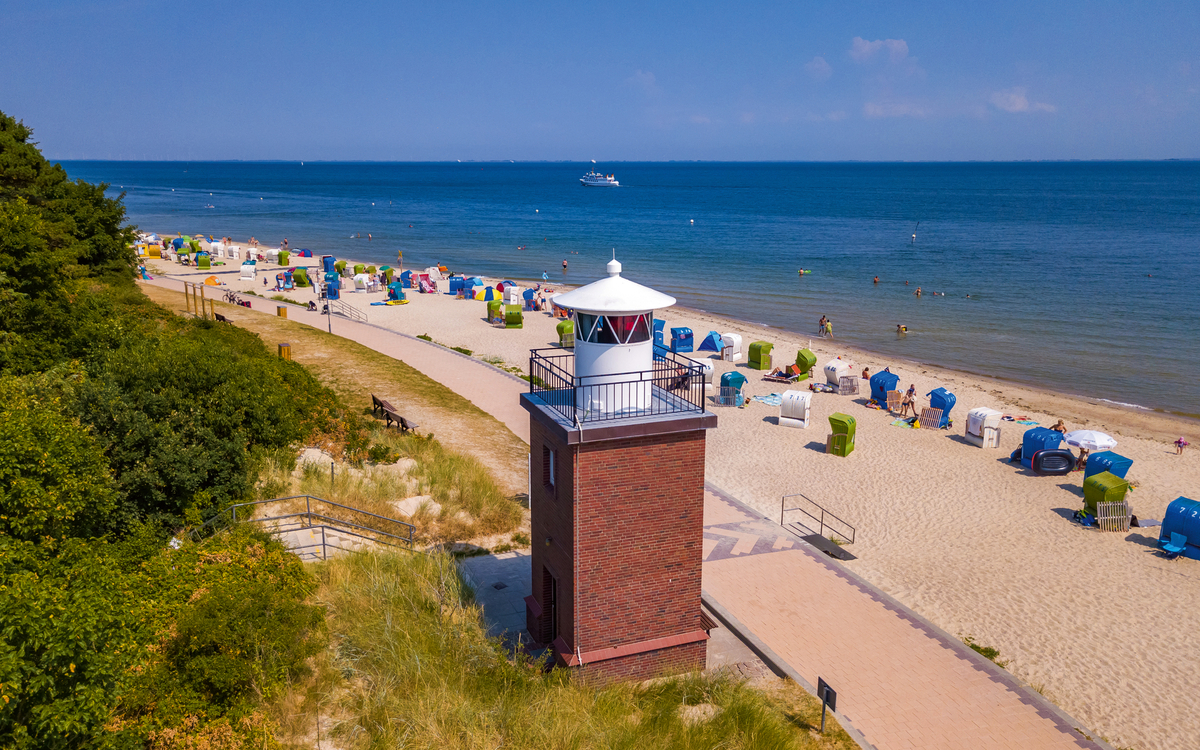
[557,319,575,348]
[505,304,523,329]
[748,341,774,370]
[827,412,856,457]
[795,348,817,380]
[1084,471,1130,515]
[354,264,365,275]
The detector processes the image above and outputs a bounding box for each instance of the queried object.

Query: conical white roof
[551,258,675,314]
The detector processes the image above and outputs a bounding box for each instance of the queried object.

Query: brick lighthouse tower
[521,257,716,681]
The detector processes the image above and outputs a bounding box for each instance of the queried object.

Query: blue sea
[61,160,1200,417]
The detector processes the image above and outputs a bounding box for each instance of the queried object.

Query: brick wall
[575,641,707,685]
[573,430,706,654]
[528,419,577,647]
[527,416,708,681]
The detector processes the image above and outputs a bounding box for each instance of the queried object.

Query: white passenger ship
[580,170,619,187]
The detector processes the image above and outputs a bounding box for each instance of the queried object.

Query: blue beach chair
[1161,532,1188,560]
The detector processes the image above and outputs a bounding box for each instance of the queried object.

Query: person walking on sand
[1177,437,1190,455]
[899,385,917,417]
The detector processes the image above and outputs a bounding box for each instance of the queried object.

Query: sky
[2,0,1198,161]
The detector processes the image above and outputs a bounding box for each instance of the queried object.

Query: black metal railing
[780,492,856,545]
[528,347,707,423]
[193,495,416,559]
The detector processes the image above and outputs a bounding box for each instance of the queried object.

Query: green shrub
[366,443,399,463]
[0,538,135,748]
[0,375,117,540]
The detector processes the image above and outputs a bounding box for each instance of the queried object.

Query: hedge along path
[138,283,529,495]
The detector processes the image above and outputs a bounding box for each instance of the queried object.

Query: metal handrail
[328,298,367,323]
[244,510,413,545]
[191,495,416,554]
[527,347,708,423]
[780,492,856,545]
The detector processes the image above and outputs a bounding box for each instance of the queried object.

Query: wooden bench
[384,408,420,434]
[371,394,396,418]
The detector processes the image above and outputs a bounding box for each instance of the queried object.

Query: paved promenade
[701,486,1104,750]
[143,274,1107,750]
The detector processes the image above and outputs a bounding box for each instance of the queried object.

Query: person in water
[873,276,879,284]
[914,287,922,297]
[817,315,827,336]
[562,259,568,270]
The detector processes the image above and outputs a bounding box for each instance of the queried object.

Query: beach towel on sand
[890,418,914,428]
[751,393,783,406]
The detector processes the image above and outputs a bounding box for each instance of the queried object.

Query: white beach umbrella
[1063,430,1118,451]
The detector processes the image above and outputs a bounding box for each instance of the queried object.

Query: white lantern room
[551,257,675,415]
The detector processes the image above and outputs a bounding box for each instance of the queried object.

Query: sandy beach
[152,245,1199,750]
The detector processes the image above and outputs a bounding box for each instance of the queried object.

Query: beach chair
[918,407,943,430]
[1161,532,1188,560]
[886,390,902,412]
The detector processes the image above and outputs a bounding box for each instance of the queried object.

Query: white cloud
[850,37,909,64]
[863,101,927,118]
[989,87,1055,113]
[806,110,848,122]
[626,70,658,95]
[804,56,832,81]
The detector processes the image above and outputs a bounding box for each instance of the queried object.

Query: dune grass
[253,425,524,545]
[281,550,858,750]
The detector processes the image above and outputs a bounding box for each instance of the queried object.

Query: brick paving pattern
[703,486,1103,750]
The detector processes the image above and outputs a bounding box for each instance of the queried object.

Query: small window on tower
[542,445,556,490]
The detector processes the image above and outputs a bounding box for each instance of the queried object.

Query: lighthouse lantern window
[576,313,652,344]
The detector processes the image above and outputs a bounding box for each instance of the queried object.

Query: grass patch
[304,550,859,750]
[451,345,474,356]
[962,636,1009,668]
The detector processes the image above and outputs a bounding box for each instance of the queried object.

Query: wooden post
[199,285,208,320]
[278,343,291,360]
[183,281,191,314]
[277,305,288,319]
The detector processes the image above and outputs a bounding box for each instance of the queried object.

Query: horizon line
[52,158,1200,165]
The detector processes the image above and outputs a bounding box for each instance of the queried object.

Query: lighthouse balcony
[525,347,710,427]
